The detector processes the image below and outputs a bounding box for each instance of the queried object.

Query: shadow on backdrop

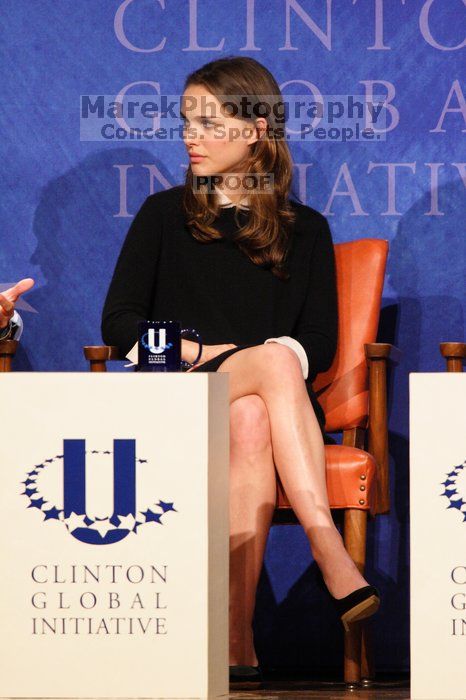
[16,147,178,371]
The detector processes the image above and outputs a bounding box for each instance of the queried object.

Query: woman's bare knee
[255,343,304,386]
[221,343,303,379]
[218,343,306,403]
[230,395,271,454]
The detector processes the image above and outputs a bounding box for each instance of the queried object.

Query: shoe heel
[340,594,380,631]
[315,571,381,631]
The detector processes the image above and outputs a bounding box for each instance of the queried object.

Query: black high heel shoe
[330,584,380,631]
[229,665,263,684]
[316,570,380,631]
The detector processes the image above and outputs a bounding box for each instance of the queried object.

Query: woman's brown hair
[182,55,297,281]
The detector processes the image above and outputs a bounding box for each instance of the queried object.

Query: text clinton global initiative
[30,563,169,636]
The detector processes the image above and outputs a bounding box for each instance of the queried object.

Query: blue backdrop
[1,0,465,674]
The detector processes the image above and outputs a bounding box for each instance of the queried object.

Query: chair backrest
[313,239,388,432]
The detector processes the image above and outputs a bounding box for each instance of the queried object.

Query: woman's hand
[0,278,35,330]
[182,339,237,372]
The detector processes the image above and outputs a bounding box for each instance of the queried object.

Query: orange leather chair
[0,340,18,372]
[83,238,398,687]
[271,239,398,687]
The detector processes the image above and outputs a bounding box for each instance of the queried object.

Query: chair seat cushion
[276,445,377,516]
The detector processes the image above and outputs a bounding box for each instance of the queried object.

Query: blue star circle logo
[439,459,466,522]
[21,449,177,543]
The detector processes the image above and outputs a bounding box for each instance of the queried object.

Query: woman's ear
[246,117,268,145]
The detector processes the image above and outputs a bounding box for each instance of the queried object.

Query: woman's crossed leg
[221,343,369,664]
[229,394,275,666]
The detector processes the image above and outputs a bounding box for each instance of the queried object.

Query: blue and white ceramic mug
[137,320,203,372]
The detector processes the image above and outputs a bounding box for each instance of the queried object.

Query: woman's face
[180,84,264,185]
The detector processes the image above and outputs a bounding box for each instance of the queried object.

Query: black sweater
[102,185,338,384]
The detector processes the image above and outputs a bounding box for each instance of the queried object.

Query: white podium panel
[410,373,466,700]
[0,373,230,700]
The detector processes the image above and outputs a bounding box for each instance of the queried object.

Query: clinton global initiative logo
[21,440,177,545]
[440,459,466,523]
[141,327,173,354]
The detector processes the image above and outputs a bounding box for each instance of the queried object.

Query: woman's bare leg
[217,343,369,599]
[229,394,276,666]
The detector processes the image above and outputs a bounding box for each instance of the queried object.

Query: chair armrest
[440,342,466,373]
[83,345,120,372]
[0,339,19,372]
[363,343,400,515]
[365,342,401,363]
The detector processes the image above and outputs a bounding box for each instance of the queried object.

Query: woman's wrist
[182,339,202,364]
[182,341,236,365]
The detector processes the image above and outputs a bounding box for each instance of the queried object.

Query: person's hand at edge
[0,278,35,330]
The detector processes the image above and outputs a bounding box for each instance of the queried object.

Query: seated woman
[101,56,380,681]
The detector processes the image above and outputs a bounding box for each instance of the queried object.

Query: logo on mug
[142,327,173,354]
[21,440,177,545]
[138,320,202,371]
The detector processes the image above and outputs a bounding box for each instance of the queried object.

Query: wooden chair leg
[342,508,368,686]
[361,617,376,682]
[0,340,18,372]
[343,622,362,688]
